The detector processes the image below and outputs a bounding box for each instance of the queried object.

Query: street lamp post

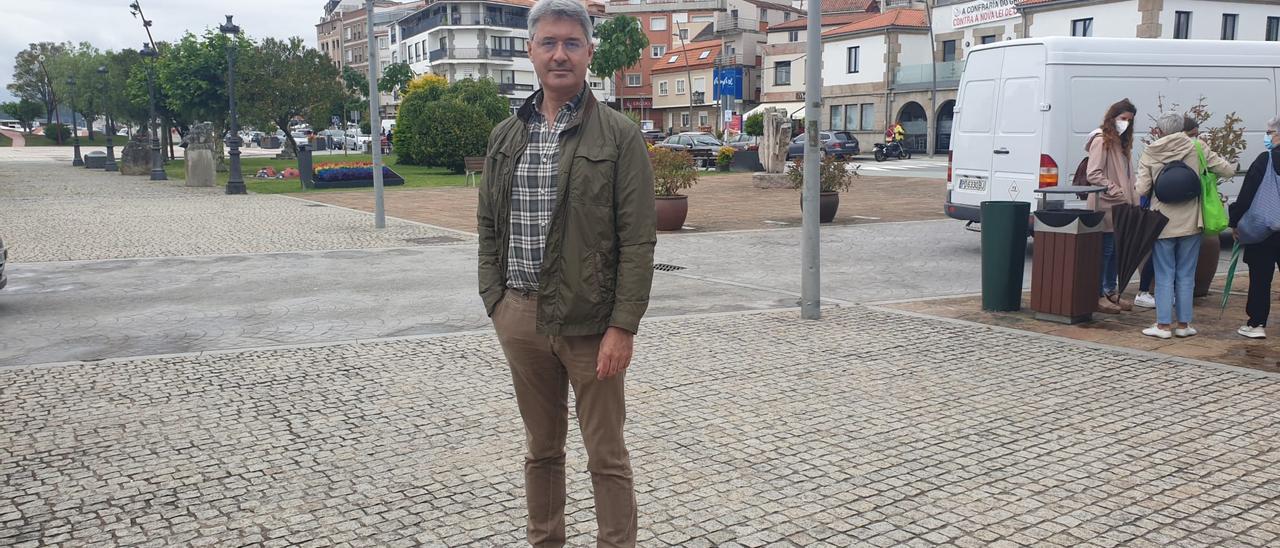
[220,15,246,195]
[66,77,84,166]
[139,42,167,181]
[97,66,118,171]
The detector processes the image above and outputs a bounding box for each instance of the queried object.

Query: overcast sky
[1,0,340,103]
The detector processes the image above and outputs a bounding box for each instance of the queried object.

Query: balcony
[400,12,528,40]
[490,48,529,59]
[429,48,496,62]
[606,0,726,14]
[428,48,448,62]
[692,91,706,105]
[499,82,536,95]
[714,53,747,66]
[892,60,965,91]
[715,14,762,35]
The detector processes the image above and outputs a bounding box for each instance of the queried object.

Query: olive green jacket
[477,88,656,336]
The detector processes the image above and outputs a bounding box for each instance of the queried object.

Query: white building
[396,0,614,113]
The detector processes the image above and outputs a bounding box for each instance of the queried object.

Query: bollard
[980,201,1030,312]
[298,142,314,190]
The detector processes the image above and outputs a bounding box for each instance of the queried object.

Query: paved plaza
[2,150,1279,547]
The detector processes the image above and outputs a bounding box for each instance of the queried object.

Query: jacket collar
[518,83,593,124]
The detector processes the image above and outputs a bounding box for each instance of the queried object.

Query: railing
[429,48,493,61]
[715,15,761,34]
[400,12,528,40]
[714,53,747,66]
[892,60,965,90]
[490,48,529,59]
[692,91,706,105]
[606,0,726,12]
[429,48,448,62]
[498,83,535,95]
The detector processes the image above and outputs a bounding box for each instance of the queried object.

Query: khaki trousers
[492,289,637,548]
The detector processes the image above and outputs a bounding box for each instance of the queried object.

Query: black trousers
[1245,241,1280,328]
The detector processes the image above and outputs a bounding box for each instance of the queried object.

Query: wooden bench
[464,156,485,187]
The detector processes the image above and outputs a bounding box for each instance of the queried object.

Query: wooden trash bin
[1030,208,1106,324]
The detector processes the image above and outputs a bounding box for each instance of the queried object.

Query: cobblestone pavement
[3,307,1280,547]
[0,162,469,263]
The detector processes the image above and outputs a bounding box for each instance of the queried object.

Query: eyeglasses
[535,38,586,54]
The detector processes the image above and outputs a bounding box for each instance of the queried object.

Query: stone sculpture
[119,131,151,176]
[184,122,216,187]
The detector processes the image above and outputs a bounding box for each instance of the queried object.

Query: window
[699,112,709,127]
[626,73,642,87]
[846,46,859,73]
[775,60,791,86]
[491,36,526,52]
[1175,11,1192,39]
[676,79,686,94]
[942,40,956,62]
[860,104,874,131]
[346,49,353,63]
[830,105,844,130]
[693,76,705,94]
[980,35,997,44]
[1269,17,1280,41]
[499,70,516,84]
[658,81,669,95]
[679,28,689,40]
[651,45,667,58]
[1071,18,1092,37]
[650,17,667,31]
[1221,14,1237,40]
[845,105,858,130]
[379,37,389,49]
[784,12,791,22]
[788,31,799,42]
[759,8,768,19]
[699,50,711,59]
[346,27,352,40]
[681,112,690,128]
[668,54,680,64]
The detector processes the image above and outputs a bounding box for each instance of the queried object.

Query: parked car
[641,130,665,144]
[344,130,371,152]
[0,236,7,290]
[785,131,860,161]
[655,132,722,167]
[724,134,760,151]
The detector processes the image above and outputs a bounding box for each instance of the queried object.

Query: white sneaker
[1174,326,1198,338]
[1143,325,1172,339]
[1238,325,1267,339]
[1133,292,1155,309]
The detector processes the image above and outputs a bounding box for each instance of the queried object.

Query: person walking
[1084,99,1139,313]
[1135,111,1236,339]
[476,0,656,545]
[1229,116,1280,339]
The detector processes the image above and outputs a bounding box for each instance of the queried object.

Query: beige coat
[1084,129,1138,232]
[1135,133,1236,239]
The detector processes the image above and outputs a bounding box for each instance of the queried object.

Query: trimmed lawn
[0,133,10,147]
[20,135,114,147]
[162,153,468,194]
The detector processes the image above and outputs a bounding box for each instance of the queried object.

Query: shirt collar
[520,83,589,122]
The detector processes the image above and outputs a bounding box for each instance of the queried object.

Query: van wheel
[874,150,885,162]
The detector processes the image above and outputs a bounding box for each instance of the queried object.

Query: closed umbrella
[1219,241,1243,318]
[1112,203,1169,296]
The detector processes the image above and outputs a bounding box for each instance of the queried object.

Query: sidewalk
[294,173,948,234]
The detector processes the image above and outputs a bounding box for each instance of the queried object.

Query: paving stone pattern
[0,162,470,263]
[4,308,1279,547]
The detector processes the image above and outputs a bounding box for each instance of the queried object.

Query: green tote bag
[1196,140,1228,236]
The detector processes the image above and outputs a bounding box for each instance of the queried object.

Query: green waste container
[981,201,1030,311]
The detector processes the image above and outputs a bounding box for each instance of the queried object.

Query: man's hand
[596,327,634,380]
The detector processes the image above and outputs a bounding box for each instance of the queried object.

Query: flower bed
[311,162,405,189]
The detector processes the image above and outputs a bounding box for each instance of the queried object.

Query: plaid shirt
[506,87,587,292]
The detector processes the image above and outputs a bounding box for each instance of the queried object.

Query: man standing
[476,0,656,545]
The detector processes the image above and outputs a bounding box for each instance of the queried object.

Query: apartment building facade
[396,0,614,114]
[317,0,422,120]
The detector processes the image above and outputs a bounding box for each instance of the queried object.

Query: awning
[742,101,806,120]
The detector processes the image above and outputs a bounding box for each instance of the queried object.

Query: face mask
[1115,120,1130,135]
[1266,133,1275,150]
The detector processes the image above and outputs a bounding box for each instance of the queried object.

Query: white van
[945,37,1279,227]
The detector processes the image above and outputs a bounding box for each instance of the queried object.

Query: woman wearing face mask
[1086,99,1140,313]
[1228,116,1280,339]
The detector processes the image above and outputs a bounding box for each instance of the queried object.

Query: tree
[8,42,70,125]
[1,99,43,133]
[342,65,369,99]
[104,49,149,131]
[394,77,505,171]
[590,15,648,85]
[378,61,414,96]
[239,37,344,156]
[744,112,763,137]
[403,73,447,101]
[440,78,508,125]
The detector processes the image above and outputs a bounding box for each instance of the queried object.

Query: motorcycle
[873,140,911,162]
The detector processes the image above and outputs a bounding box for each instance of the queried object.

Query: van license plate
[957,177,987,191]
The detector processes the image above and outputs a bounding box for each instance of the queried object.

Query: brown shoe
[1107,293,1134,312]
[1097,297,1122,314]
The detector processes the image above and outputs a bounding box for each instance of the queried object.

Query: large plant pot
[655,195,688,231]
[1194,232,1220,297]
[800,192,840,223]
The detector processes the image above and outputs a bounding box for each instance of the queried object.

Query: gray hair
[1156,111,1184,136]
[1267,116,1280,133]
[528,0,593,41]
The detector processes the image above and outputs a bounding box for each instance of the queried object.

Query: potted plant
[650,146,698,231]
[787,155,856,223]
[716,146,735,172]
